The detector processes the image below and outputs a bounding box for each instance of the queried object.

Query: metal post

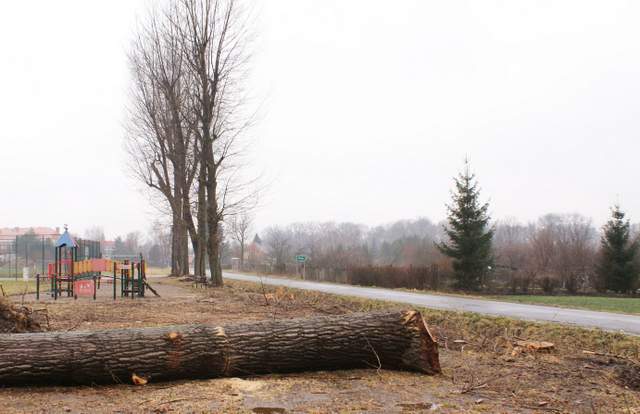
[41,236,45,276]
[113,261,116,300]
[71,246,76,297]
[14,236,17,280]
[53,246,57,298]
[54,248,58,301]
[93,275,96,300]
[36,274,40,301]
[25,238,28,273]
[141,258,146,297]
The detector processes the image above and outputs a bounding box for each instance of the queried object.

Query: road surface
[224,272,640,335]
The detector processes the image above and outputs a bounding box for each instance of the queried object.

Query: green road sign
[295,255,308,263]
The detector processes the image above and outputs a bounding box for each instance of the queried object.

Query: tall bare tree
[128,0,255,284]
[171,0,254,285]
[126,7,198,276]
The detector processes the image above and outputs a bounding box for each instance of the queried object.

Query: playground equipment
[37,227,148,300]
[112,255,147,299]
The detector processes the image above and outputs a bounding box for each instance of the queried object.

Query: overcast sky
[1,1,639,239]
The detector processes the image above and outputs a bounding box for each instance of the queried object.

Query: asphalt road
[224,272,640,335]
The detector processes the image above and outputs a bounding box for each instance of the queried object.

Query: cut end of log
[401,310,441,375]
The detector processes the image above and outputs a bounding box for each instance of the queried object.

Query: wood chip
[132,373,148,385]
[515,340,554,351]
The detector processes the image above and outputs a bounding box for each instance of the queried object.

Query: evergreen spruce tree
[597,205,639,294]
[437,161,494,291]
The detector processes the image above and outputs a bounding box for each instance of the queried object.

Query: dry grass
[0,279,48,296]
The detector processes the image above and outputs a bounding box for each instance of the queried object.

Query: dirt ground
[1,277,640,413]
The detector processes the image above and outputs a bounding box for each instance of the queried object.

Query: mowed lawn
[491,294,640,315]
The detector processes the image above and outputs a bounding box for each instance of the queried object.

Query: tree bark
[171,213,189,277]
[184,202,199,276]
[194,158,208,277]
[206,153,223,287]
[170,215,179,276]
[178,199,190,276]
[0,310,440,386]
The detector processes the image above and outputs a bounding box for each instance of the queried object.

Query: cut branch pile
[0,310,440,386]
[0,297,44,334]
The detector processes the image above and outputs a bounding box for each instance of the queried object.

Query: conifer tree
[437,161,494,290]
[597,205,639,293]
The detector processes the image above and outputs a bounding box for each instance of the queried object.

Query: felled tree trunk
[0,310,439,386]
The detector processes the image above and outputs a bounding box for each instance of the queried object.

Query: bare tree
[493,218,533,292]
[126,6,198,276]
[230,213,252,269]
[148,219,172,267]
[84,226,106,242]
[554,214,597,293]
[264,226,291,273]
[127,0,255,283]
[528,215,561,293]
[125,232,142,255]
[170,0,255,285]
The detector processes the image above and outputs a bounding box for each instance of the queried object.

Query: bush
[348,265,444,290]
[537,274,559,294]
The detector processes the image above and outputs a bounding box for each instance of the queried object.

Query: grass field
[491,294,640,314]
[0,268,19,278]
[229,271,640,316]
[0,280,48,296]
[146,266,171,276]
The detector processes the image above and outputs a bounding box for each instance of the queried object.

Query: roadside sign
[295,255,308,263]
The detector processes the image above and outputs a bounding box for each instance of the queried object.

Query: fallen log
[0,310,439,386]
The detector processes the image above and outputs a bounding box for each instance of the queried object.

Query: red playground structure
[38,226,147,300]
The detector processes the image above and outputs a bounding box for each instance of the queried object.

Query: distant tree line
[104,221,172,269]
[248,163,639,295]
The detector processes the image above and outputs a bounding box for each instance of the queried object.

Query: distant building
[101,240,116,258]
[246,233,267,268]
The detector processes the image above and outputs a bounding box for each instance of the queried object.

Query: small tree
[437,161,494,291]
[231,214,252,270]
[264,226,291,273]
[597,205,639,294]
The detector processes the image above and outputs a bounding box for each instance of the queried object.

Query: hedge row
[348,265,443,290]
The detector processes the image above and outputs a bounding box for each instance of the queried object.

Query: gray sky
[1,1,639,239]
